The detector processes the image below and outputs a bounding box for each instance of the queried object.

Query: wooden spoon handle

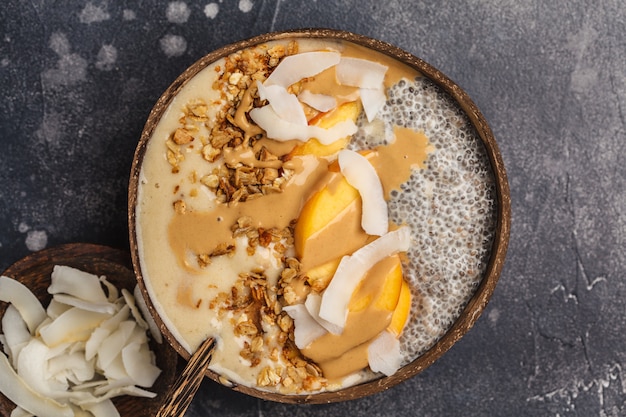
[156,337,216,417]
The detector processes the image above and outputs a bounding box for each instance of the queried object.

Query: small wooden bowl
[128,29,511,403]
[0,243,178,417]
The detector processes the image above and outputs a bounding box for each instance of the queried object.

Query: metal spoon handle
[156,337,216,417]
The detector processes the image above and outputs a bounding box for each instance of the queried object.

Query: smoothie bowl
[128,29,510,403]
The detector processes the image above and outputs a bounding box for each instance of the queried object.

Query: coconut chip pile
[0,265,162,417]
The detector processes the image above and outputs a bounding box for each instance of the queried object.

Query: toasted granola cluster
[165,42,299,205]
[206,223,326,393]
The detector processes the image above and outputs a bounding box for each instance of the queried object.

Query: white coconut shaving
[264,50,340,88]
[298,90,337,113]
[338,149,389,236]
[249,105,357,144]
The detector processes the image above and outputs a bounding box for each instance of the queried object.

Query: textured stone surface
[0,1,624,416]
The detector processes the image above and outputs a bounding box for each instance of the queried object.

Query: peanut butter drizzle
[300,42,418,100]
[168,155,329,272]
[340,42,418,89]
[302,255,399,379]
[222,146,283,169]
[299,66,360,106]
[253,137,301,157]
[373,127,433,199]
[298,200,372,272]
[234,84,263,140]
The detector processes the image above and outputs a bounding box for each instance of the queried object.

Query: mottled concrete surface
[1,1,624,416]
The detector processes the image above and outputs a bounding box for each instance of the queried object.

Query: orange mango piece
[388,279,412,337]
[291,101,361,157]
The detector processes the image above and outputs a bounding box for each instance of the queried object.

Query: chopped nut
[282,376,294,388]
[200,174,220,189]
[282,286,299,306]
[234,166,257,187]
[218,375,234,387]
[270,347,280,362]
[258,229,273,247]
[202,144,221,162]
[257,366,281,387]
[305,362,322,378]
[277,313,293,333]
[211,242,236,257]
[197,253,211,268]
[235,320,258,337]
[189,103,208,119]
[173,199,186,214]
[280,267,297,283]
[230,187,249,204]
[173,128,194,145]
[261,168,279,184]
[229,72,243,85]
[250,335,264,353]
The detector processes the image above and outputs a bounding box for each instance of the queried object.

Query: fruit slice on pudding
[297,254,411,380]
[290,101,361,157]
[294,171,370,272]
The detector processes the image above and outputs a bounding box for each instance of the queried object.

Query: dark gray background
[1,1,624,416]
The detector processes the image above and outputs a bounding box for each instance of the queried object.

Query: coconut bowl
[128,28,511,404]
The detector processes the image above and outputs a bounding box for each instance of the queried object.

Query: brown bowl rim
[128,28,511,404]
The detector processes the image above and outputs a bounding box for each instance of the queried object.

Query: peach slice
[293,173,368,269]
[388,279,411,337]
[350,254,403,314]
[301,254,403,365]
[318,227,410,332]
[304,257,342,292]
[291,101,361,157]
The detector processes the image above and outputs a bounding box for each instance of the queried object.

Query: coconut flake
[318,227,411,332]
[10,406,33,417]
[85,305,129,360]
[1,305,31,367]
[99,276,119,302]
[303,293,343,335]
[338,149,388,236]
[249,105,357,144]
[39,308,109,347]
[282,303,327,349]
[47,350,95,384]
[298,90,337,112]
[46,299,73,319]
[367,330,403,376]
[96,320,136,371]
[17,339,69,398]
[360,86,387,122]
[51,293,117,315]
[80,399,120,417]
[0,351,73,417]
[264,51,341,88]
[132,285,162,344]
[0,276,46,333]
[256,81,308,126]
[49,265,109,305]
[121,342,161,387]
[336,57,388,89]
[121,289,149,330]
